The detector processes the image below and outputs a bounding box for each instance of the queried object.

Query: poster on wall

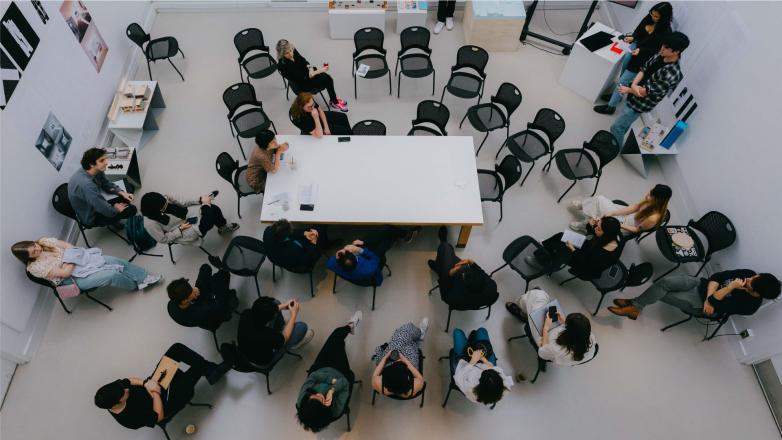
[0,2,40,70]
[31,0,49,24]
[35,112,73,171]
[1,48,22,109]
[59,1,108,72]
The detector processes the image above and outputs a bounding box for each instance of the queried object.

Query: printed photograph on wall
[59,1,108,72]
[35,112,72,171]
[31,0,50,24]
[0,1,40,71]
[1,48,22,109]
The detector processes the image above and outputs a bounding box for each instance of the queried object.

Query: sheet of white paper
[561,229,587,249]
[298,184,319,206]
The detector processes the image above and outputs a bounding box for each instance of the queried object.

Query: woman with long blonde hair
[276,39,348,112]
[570,184,672,235]
[289,92,352,137]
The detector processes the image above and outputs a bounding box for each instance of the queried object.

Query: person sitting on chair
[68,147,136,227]
[140,192,239,247]
[246,130,289,194]
[428,226,498,309]
[12,237,160,292]
[238,296,314,367]
[94,343,235,430]
[569,184,672,235]
[263,219,324,270]
[289,92,352,137]
[451,327,513,405]
[276,39,349,112]
[297,312,362,432]
[327,226,413,285]
[371,319,429,398]
[166,264,238,330]
[609,270,781,320]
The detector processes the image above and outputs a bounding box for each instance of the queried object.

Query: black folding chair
[215,152,256,219]
[234,346,302,395]
[222,236,267,297]
[440,45,489,106]
[408,100,450,136]
[51,183,130,248]
[460,82,522,156]
[489,236,553,292]
[332,264,392,311]
[551,130,620,203]
[353,27,391,98]
[372,349,426,407]
[222,82,277,160]
[477,155,522,222]
[497,108,566,189]
[26,271,112,313]
[507,323,599,383]
[351,119,387,136]
[559,261,653,315]
[395,26,435,98]
[653,211,736,282]
[660,311,732,341]
[127,23,185,81]
[234,28,284,88]
[270,261,318,298]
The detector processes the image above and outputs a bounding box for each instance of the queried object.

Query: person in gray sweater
[67,148,136,226]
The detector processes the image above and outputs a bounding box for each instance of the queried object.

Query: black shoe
[404,226,421,244]
[206,343,236,384]
[593,105,616,115]
[599,92,613,102]
[427,259,437,272]
[438,226,448,243]
[208,255,224,269]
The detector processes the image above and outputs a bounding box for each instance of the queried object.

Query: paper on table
[530,299,563,337]
[101,180,127,201]
[561,229,587,249]
[298,184,319,206]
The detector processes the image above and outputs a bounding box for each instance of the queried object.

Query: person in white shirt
[451,327,513,405]
[507,288,597,366]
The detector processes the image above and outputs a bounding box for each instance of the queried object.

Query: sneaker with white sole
[291,329,315,349]
[433,21,445,34]
[568,199,583,212]
[138,274,163,290]
[348,311,363,334]
[418,317,429,340]
[330,99,349,112]
[218,223,240,234]
[446,17,454,30]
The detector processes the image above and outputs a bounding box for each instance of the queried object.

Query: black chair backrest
[223,83,258,115]
[689,211,736,256]
[416,100,450,132]
[215,152,239,186]
[496,155,522,189]
[400,26,430,53]
[491,82,522,118]
[26,271,54,290]
[529,108,565,146]
[626,262,654,287]
[52,183,78,221]
[354,27,385,55]
[578,343,599,365]
[234,28,267,60]
[352,120,386,136]
[584,130,620,169]
[223,236,266,275]
[455,45,489,74]
[126,23,149,49]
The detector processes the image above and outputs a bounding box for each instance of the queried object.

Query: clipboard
[151,355,178,390]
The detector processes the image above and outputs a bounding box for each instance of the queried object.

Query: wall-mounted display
[59,1,108,72]
[34,112,72,171]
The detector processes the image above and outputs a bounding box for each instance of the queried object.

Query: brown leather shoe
[613,298,632,308]
[608,305,640,320]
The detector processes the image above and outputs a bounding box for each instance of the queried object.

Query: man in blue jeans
[608,31,689,146]
[237,296,313,366]
[451,327,513,405]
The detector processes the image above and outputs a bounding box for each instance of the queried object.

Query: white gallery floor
[1,9,777,440]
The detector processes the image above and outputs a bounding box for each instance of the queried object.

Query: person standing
[68,147,136,227]
[434,1,456,35]
[608,31,689,146]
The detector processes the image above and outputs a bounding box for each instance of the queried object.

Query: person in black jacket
[263,219,323,271]
[428,226,499,311]
[609,270,780,320]
[595,2,673,115]
[276,39,348,112]
[166,265,238,332]
[237,296,313,366]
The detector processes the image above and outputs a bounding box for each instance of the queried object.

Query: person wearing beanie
[246,130,289,194]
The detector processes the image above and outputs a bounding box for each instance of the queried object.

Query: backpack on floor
[125,215,157,252]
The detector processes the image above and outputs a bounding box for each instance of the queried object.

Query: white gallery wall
[0,0,152,396]
[605,1,782,367]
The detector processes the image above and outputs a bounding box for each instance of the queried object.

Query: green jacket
[297,367,349,416]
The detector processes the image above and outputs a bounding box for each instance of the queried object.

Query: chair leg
[519,162,535,188]
[84,291,113,311]
[237,193,243,219]
[254,276,261,298]
[354,75,357,99]
[431,70,436,96]
[439,87,446,105]
[188,402,213,408]
[559,275,577,286]
[168,58,185,81]
[530,359,544,383]
[54,292,72,314]
[346,407,352,432]
[332,274,337,293]
[590,174,601,197]
[660,314,692,332]
[168,244,176,265]
[146,59,153,80]
[238,64,244,83]
[524,278,530,292]
[498,199,504,222]
[388,71,392,95]
[428,284,439,295]
[235,135,246,161]
[212,330,219,351]
[653,262,680,282]
[489,263,508,277]
[445,308,452,332]
[694,259,708,277]
[397,73,401,98]
[475,132,489,156]
[420,386,426,408]
[593,292,607,316]
[372,390,377,405]
[309,271,314,298]
[385,264,392,277]
[486,305,492,320]
[442,385,453,408]
[161,425,171,440]
[107,227,131,245]
[459,112,468,129]
[78,225,92,248]
[371,285,377,311]
[705,318,727,341]
[265,372,272,395]
[557,180,577,203]
[507,334,527,342]
[178,48,186,58]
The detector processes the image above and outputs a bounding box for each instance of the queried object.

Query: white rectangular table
[559,22,625,103]
[108,81,165,150]
[260,135,484,247]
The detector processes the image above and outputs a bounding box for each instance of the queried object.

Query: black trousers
[91,197,137,226]
[308,326,355,383]
[303,72,338,103]
[437,0,456,21]
[435,242,460,281]
[323,111,353,135]
[198,204,228,236]
[538,232,571,269]
[362,225,407,265]
[194,264,237,330]
[156,343,218,419]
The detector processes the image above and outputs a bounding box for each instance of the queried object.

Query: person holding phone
[451,327,513,405]
[276,39,348,112]
[237,296,314,367]
[371,319,429,398]
[139,191,239,248]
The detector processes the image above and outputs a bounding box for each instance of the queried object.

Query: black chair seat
[555,149,598,180]
[242,53,277,79]
[147,37,179,60]
[446,72,483,98]
[655,227,705,264]
[352,119,387,136]
[477,171,502,199]
[222,236,266,297]
[507,239,549,279]
[357,54,389,78]
[467,104,507,132]
[506,130,549,162]
[400,55,433,77]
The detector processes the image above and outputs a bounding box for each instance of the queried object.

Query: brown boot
[613,298,632,308]
[608,305,640,320]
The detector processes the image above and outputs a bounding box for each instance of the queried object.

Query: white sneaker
[434,21,445,34]
[570,221,588,233]
[418,317,429,340]
[348,311,363,334]
[138,274,163,290]
[568,199,583,212]
[446,17,454,31]
[291,329,315,349]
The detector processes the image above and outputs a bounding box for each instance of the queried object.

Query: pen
[268,199,281,205]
